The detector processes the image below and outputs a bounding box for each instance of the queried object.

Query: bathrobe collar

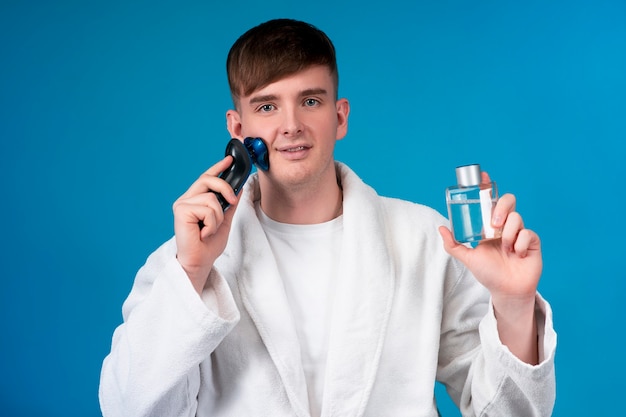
[229,162,396,417]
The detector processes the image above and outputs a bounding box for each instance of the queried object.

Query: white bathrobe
[99,163,556,417]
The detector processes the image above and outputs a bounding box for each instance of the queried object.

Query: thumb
[438,225,471,264]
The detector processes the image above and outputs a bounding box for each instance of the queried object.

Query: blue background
[1,1,624,416]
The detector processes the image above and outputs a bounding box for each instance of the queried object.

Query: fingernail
[492,214,503,227]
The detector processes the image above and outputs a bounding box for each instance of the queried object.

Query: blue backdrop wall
[1,1,624,416]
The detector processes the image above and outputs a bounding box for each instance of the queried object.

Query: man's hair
[226,19,338,106]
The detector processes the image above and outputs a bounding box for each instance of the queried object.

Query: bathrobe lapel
[233,178,311,417]
[320,164,396,417]
[232,163,395,417]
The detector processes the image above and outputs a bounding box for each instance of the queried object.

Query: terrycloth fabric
[99,162,557,417]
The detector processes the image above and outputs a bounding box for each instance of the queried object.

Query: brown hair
[227,19,338,106]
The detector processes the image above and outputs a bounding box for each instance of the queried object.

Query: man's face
[227,65,349,190]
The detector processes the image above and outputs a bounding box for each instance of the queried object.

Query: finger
[492,193,516,228]
[199,208,221,239]
[173,201,221,230]
[481,171,491,184]
[221,192,241,227]
[513,228,540,258]
[176,192,223,210]
[438,225,472,264]
[501,211,524,252]
[174,192,225,223]
[178,187,242,231]
[179,156,235,200]
[173,198,225,234]
[204,155,234,177]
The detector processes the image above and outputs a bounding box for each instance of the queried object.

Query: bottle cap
[456,164,482,186]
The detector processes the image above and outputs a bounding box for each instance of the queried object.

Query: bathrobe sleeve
[437,263,557,416]
[99,238,240,417]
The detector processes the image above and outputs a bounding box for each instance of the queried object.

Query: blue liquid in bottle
[446,164,499,247]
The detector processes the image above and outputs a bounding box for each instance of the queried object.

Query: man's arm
[99,240,240,417]
[439,172,543,364]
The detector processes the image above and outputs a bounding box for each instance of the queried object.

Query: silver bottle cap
[456,164,482,186]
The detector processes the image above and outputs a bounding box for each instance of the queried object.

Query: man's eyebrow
[301,88,328,97]
[248,94,278,105]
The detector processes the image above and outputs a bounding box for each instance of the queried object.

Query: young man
[100,19,556,417]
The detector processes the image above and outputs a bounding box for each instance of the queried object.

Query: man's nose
[281,107,304,137]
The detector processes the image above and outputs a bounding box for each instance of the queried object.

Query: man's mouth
[277,144,311,160]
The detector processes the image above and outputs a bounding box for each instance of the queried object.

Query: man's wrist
[492,294,539,365]
[176,255,212,296]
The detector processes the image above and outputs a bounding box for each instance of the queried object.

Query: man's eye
[304,98,319,107]
[259,104,274,112]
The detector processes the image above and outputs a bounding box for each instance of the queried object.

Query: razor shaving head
[244,137,269,171]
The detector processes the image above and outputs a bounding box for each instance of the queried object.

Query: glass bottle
[445,164,500,247]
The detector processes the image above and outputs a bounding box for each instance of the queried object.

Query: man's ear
[226,109,243,139]
[335,98,350,140]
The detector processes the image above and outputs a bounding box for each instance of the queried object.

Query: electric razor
[212,137,269,211]
[212,139,252,211]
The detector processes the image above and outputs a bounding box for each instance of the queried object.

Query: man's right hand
[172,156,240,295]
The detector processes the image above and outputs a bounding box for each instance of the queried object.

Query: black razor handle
[213,139,253,211]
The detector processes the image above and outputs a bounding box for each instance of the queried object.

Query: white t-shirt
[256,204,343,417]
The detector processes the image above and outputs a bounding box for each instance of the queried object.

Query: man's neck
[258,169,343,225]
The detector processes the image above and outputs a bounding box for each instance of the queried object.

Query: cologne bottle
[445,164,500,247]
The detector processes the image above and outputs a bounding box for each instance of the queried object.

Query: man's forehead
[248,71,334,99]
